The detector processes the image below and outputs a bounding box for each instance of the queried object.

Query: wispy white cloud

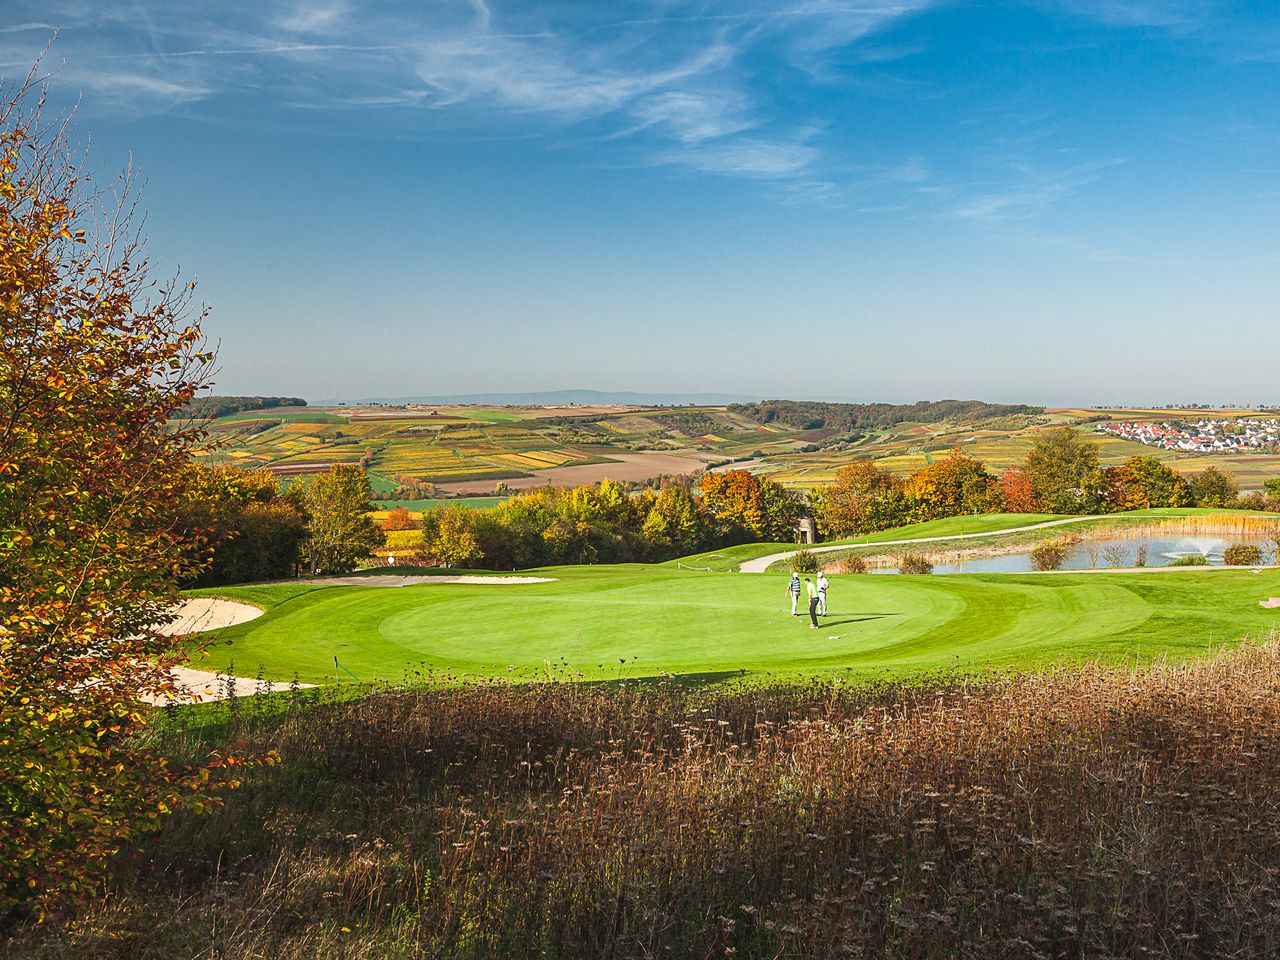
[0,0,1165,223]
[948,154,1123,223]
[76,70,211,104]
[632,90,756,142]
[662,136,821,177]
[410,31,738,118]
[0,0,947,185]
[887,156,931,183]
[0,21,54,35]
[275,0,351,36]
[97,42,402,60]
[1045,0,1280,64]
[1048,0,1218,30]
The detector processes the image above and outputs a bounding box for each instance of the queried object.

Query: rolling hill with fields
[192,399,1280,499]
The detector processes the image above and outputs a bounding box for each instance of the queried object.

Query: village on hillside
[1097,417,1280,453]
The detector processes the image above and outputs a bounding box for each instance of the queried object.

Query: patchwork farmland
[192,402,1280,498]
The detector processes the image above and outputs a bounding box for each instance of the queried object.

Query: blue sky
[3,1,1278,404]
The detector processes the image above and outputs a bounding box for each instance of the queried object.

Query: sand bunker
[158,597,265,635]
[145,666,315,705]
[144,597,293,704]
[1262,598,1280,609]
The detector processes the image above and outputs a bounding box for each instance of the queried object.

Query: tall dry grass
[11,637,1280,958]
[1125,515,1280,538]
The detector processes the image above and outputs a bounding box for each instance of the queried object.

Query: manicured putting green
[190,566,1280,685]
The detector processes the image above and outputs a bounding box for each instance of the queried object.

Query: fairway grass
[188,564,1280,685]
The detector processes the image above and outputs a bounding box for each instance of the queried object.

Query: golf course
[190,560,1280,684]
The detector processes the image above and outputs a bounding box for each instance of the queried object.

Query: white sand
[158,596,265,635]
[145,597,293,704]
[145,666,315,704]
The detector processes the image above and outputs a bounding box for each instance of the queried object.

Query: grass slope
[188,564,1280,685]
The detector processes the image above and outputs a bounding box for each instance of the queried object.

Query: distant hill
[329,389,765,407]
[182,396,308,419]
[731,399,1045,432]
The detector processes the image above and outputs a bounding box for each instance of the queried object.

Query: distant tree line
[730,399,1044,432]
[180,395,307,419]
[186,461,805,578]
[812,427,1278,538]
[186,434,1280,582]
[417,472,802,569]
[649,411,725,435]
[187,465,803,579]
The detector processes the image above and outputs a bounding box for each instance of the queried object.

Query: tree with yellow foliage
[0,68,237,920]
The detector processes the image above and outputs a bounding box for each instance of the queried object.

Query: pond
[867,534,1275,575]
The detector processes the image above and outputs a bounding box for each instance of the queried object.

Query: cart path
[739,516,1109,573]
[304,574,556,587]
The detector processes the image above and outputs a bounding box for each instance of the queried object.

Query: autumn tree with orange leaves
[0,69,242,921]
[699,469,802,542]
[1103,455,1194,512]
[902,448,1001,522]
[810,460,908,538]
[999,465,1039,513]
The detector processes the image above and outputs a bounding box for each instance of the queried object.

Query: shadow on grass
[813,614,896,628]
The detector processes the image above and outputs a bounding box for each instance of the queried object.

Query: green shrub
[1223,543,1263,566]
[1168,554,1210,567]
[899,553,934,575]
[1030,540,1071,572]
[790,547,820,574]
[834,553,869,575]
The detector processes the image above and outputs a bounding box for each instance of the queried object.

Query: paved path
[306,574,556,587]
[739,516,1108,573]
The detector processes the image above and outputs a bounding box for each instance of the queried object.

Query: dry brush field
[12,635,1280,959]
